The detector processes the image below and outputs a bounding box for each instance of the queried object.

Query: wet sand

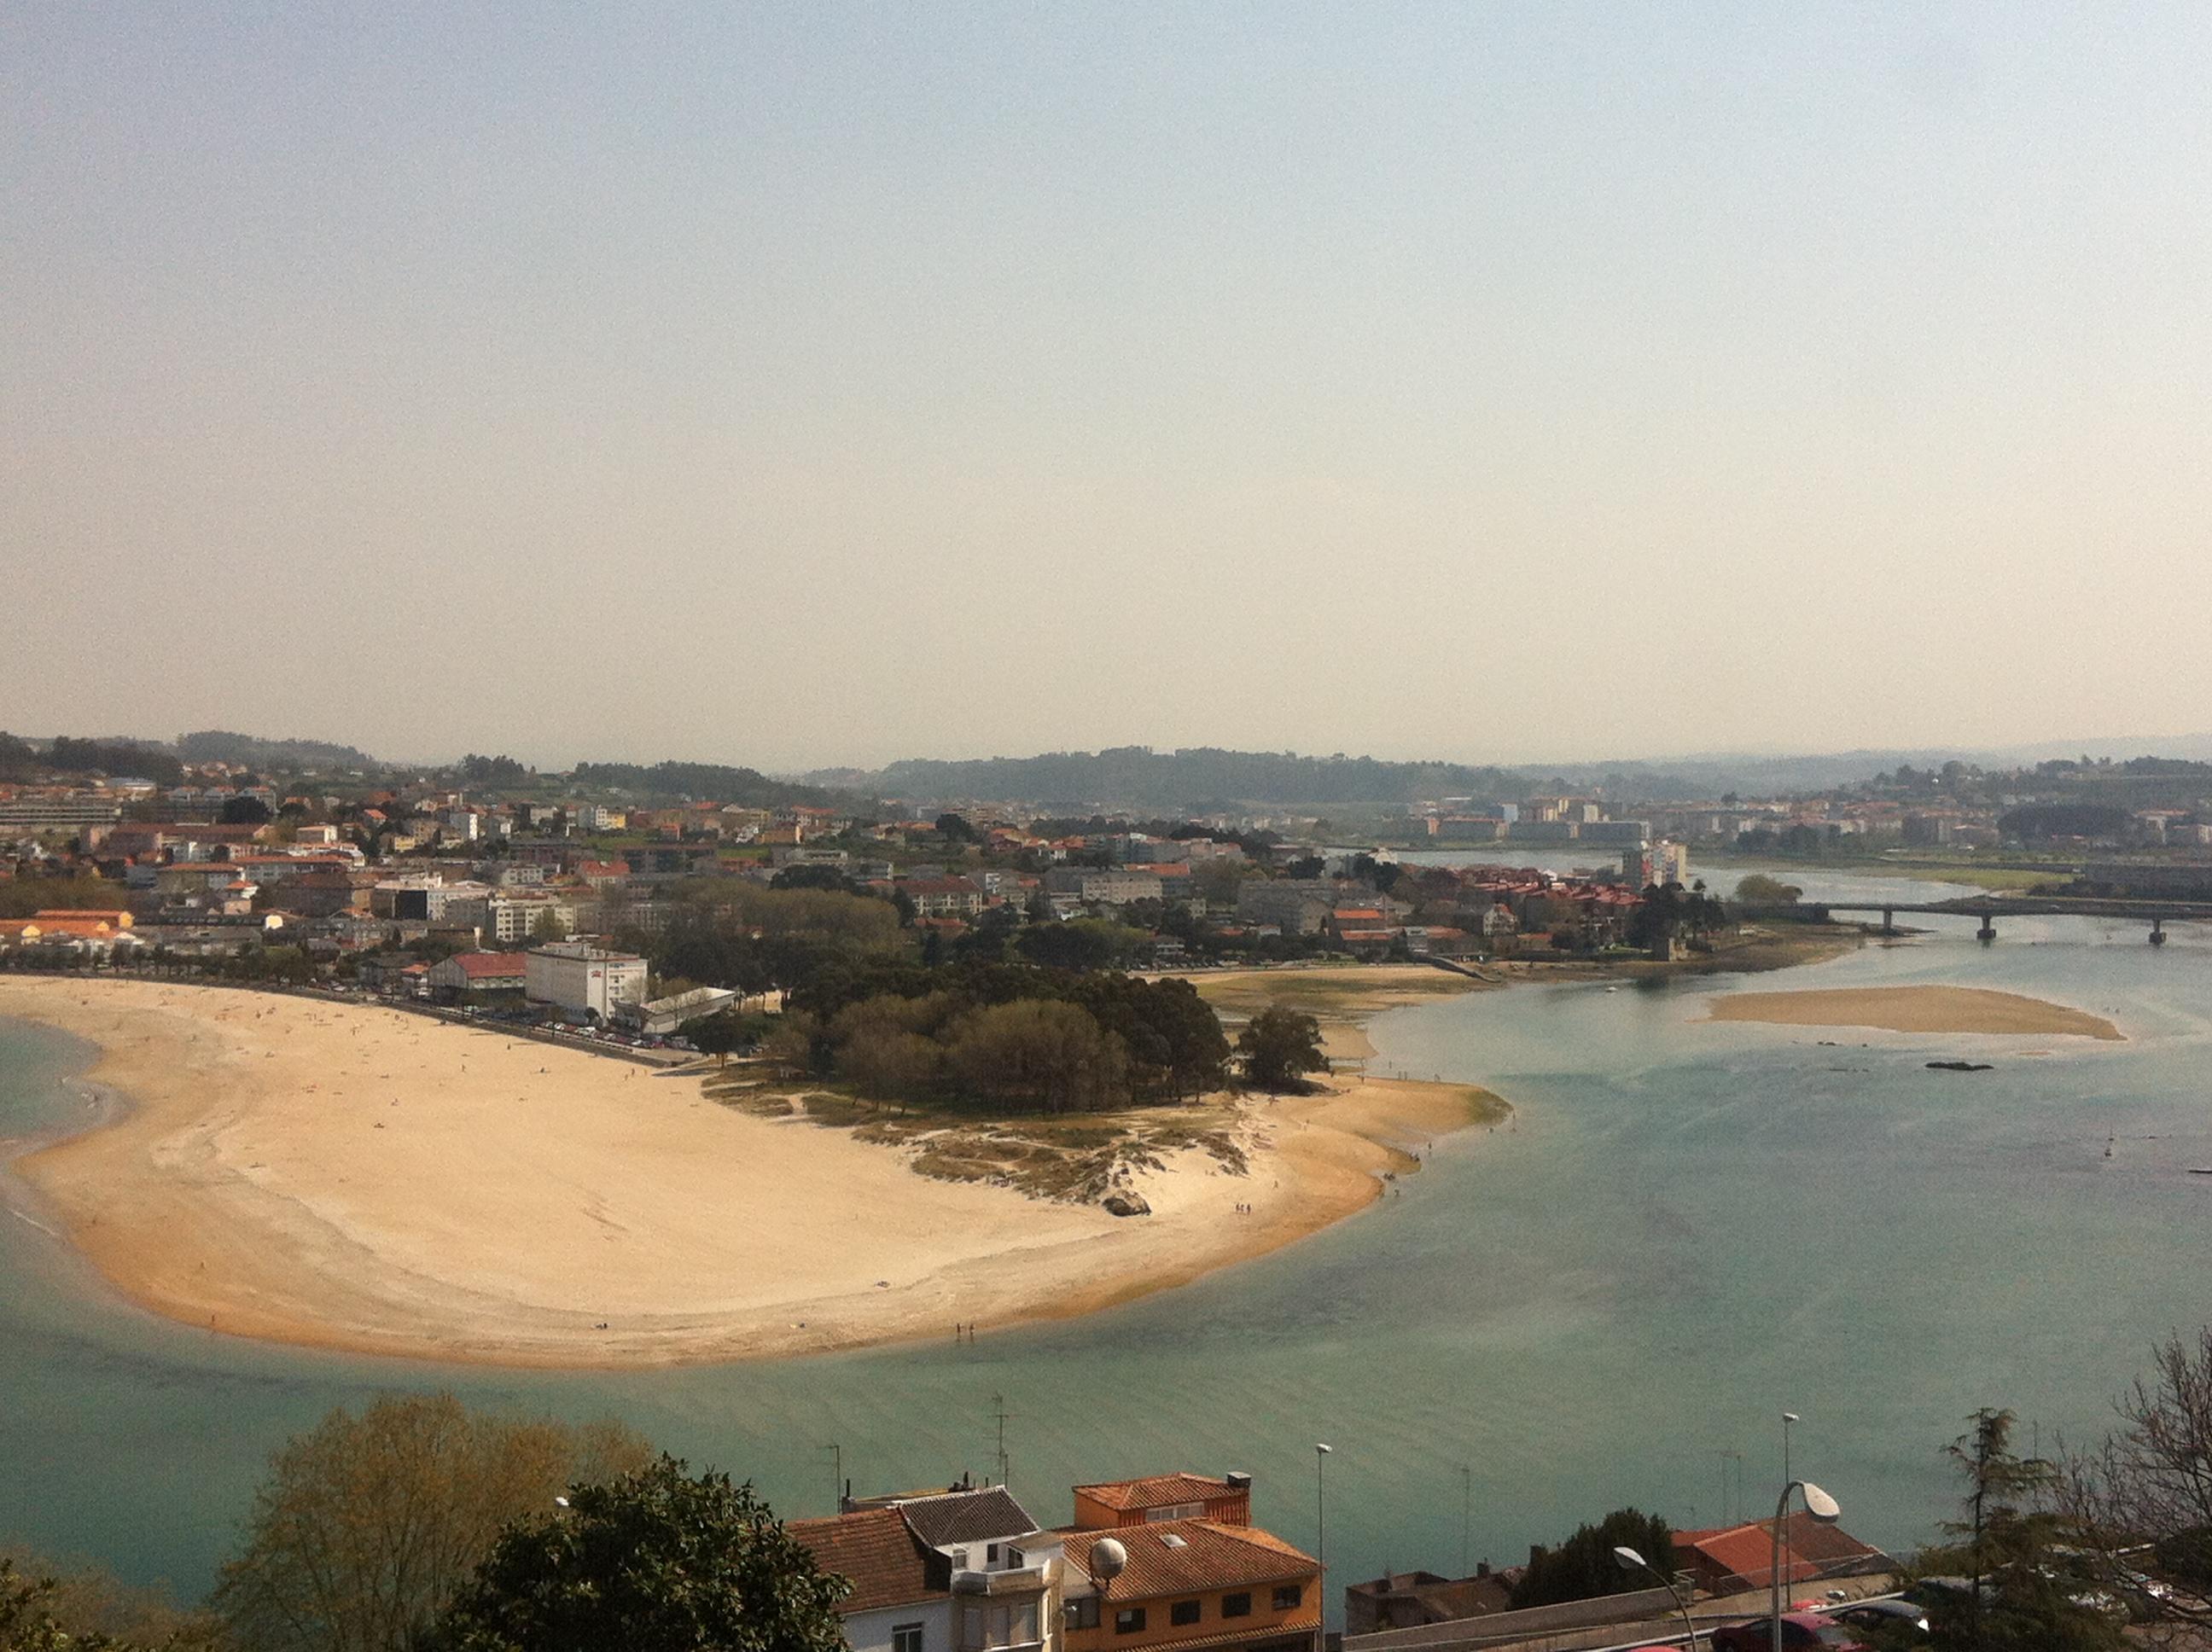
[1703,984,2123,1040]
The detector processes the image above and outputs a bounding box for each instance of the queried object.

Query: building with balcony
[792,1483,1060,1652]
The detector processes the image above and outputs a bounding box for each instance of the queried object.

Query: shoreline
[0,977,1503,1371]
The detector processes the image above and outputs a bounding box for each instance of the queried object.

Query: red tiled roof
[1673,1513,1885,1590]
[1062,1519,1315,1599]
[448,951,526,980]
[1075,1473,1235,1511]
[786,1507,946,1614]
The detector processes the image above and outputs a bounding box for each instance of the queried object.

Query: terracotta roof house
[789,1504,950,1614]
[1060,1518,1318,1652]
[791,1484,1059,1652]
[1672,1512,1889,1595]
[1074,1475,1254,1529]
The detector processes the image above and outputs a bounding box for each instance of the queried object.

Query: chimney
[1475,1561,1489,1579]
[1225,1472,1253,1492]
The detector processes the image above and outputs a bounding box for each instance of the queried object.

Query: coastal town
[9,735,2212,995]
[5,734,2208,1652]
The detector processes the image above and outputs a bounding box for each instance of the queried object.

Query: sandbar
[0,978,1499,1369]
[1703,985,2122,1040]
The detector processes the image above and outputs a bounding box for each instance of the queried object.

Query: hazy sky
[6,4,2209,771]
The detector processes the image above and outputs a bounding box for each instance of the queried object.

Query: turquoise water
[3,881,2209,1614]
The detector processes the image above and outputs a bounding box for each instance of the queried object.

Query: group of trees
[0,1395,851,1652]
[767,962,1232,1113]
[0,735,183,786]
[1508,1508,1673,1610]
[642,883,907,996]
[1625,882,1725,951]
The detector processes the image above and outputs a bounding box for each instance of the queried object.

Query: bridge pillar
[1976,919,1998,945]
[2151,916,2167,946]
[1881,907,1895,935]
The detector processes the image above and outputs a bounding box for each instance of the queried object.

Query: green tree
[944,999,1128,1113]
[212,1393,652,1652]
[1236,1006,1329,1092]
[1908,1409,2120,1652]
[1014,918,1143,972]
[431,1457,849,1652]
[1732,874,1802,905]
[1508,1509,1674,1609]
[218,796,271,827]
[681,1008,754,1067]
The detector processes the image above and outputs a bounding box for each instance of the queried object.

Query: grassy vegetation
[696,1065,1254,1202]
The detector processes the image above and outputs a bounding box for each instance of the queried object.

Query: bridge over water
[1736,895,2212,945]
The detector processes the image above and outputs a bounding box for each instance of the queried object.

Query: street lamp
[1770,1480,1839,1652]
[1781,1413,1799,1492]
[1315,1444,1332,1651]
[1613,1545,1699,1650]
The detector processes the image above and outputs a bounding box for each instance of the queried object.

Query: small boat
[1926,1060,1994,1073]
[2188,1168,2212,1176]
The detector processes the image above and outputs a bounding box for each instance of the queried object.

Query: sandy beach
[1704,984,2123,1040]
[0,978,1498,1368]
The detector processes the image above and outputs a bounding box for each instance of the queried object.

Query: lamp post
[1315,1444,1332,1652]
[1781,1412,1799,1493]
[1613,1545,1699,1650]
[1770,1480,1839,1652]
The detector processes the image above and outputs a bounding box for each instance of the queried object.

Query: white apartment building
[525,942,649,1021]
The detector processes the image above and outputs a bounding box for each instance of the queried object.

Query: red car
[1708,1613,1870,1652]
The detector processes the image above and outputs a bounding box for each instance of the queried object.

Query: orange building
[0,910,137,945]
[1060,1475,1317,1652]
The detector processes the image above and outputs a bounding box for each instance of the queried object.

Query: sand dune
[1703,984,2122,1040]
[0,978,1494,1368]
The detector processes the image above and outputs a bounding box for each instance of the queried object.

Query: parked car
[1831,1599,1930,1637]
[1709,1614,1869,1652]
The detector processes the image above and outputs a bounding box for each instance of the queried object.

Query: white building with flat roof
[525,941,649,1021]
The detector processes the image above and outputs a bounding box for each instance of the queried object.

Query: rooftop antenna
[991,1393,1013,1488]
[821,1442,842,1514]
[1460,1464,1472,1578]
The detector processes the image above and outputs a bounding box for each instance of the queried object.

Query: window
[1171,1601,1202,1626]
[1221,1593,1253,1619]
[1272,1586,1303,1612]
[963,1600,1041,1650]
[1144,1503,1204,1522]
[1006,1547,1023,1568]
[1067,1598,1099,1631]
[1115,1608,1146,1635]
[987,1544,1000,1566]
[895,1626,926,1652]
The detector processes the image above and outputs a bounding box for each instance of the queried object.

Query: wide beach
[0,975,1498,1368]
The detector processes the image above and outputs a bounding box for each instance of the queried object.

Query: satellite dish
[1092,1539,1128,1583]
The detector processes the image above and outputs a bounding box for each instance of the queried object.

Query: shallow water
[2,885,2208,1615]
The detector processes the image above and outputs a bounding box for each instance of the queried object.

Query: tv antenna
[990,1392,1013,1487]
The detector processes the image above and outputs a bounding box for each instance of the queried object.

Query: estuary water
[3,873,2210,1614]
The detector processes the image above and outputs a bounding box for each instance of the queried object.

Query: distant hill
[820,747,1536,811]
[817,734,2212,811]
[568,759,859,810]
[174,730,379,771]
